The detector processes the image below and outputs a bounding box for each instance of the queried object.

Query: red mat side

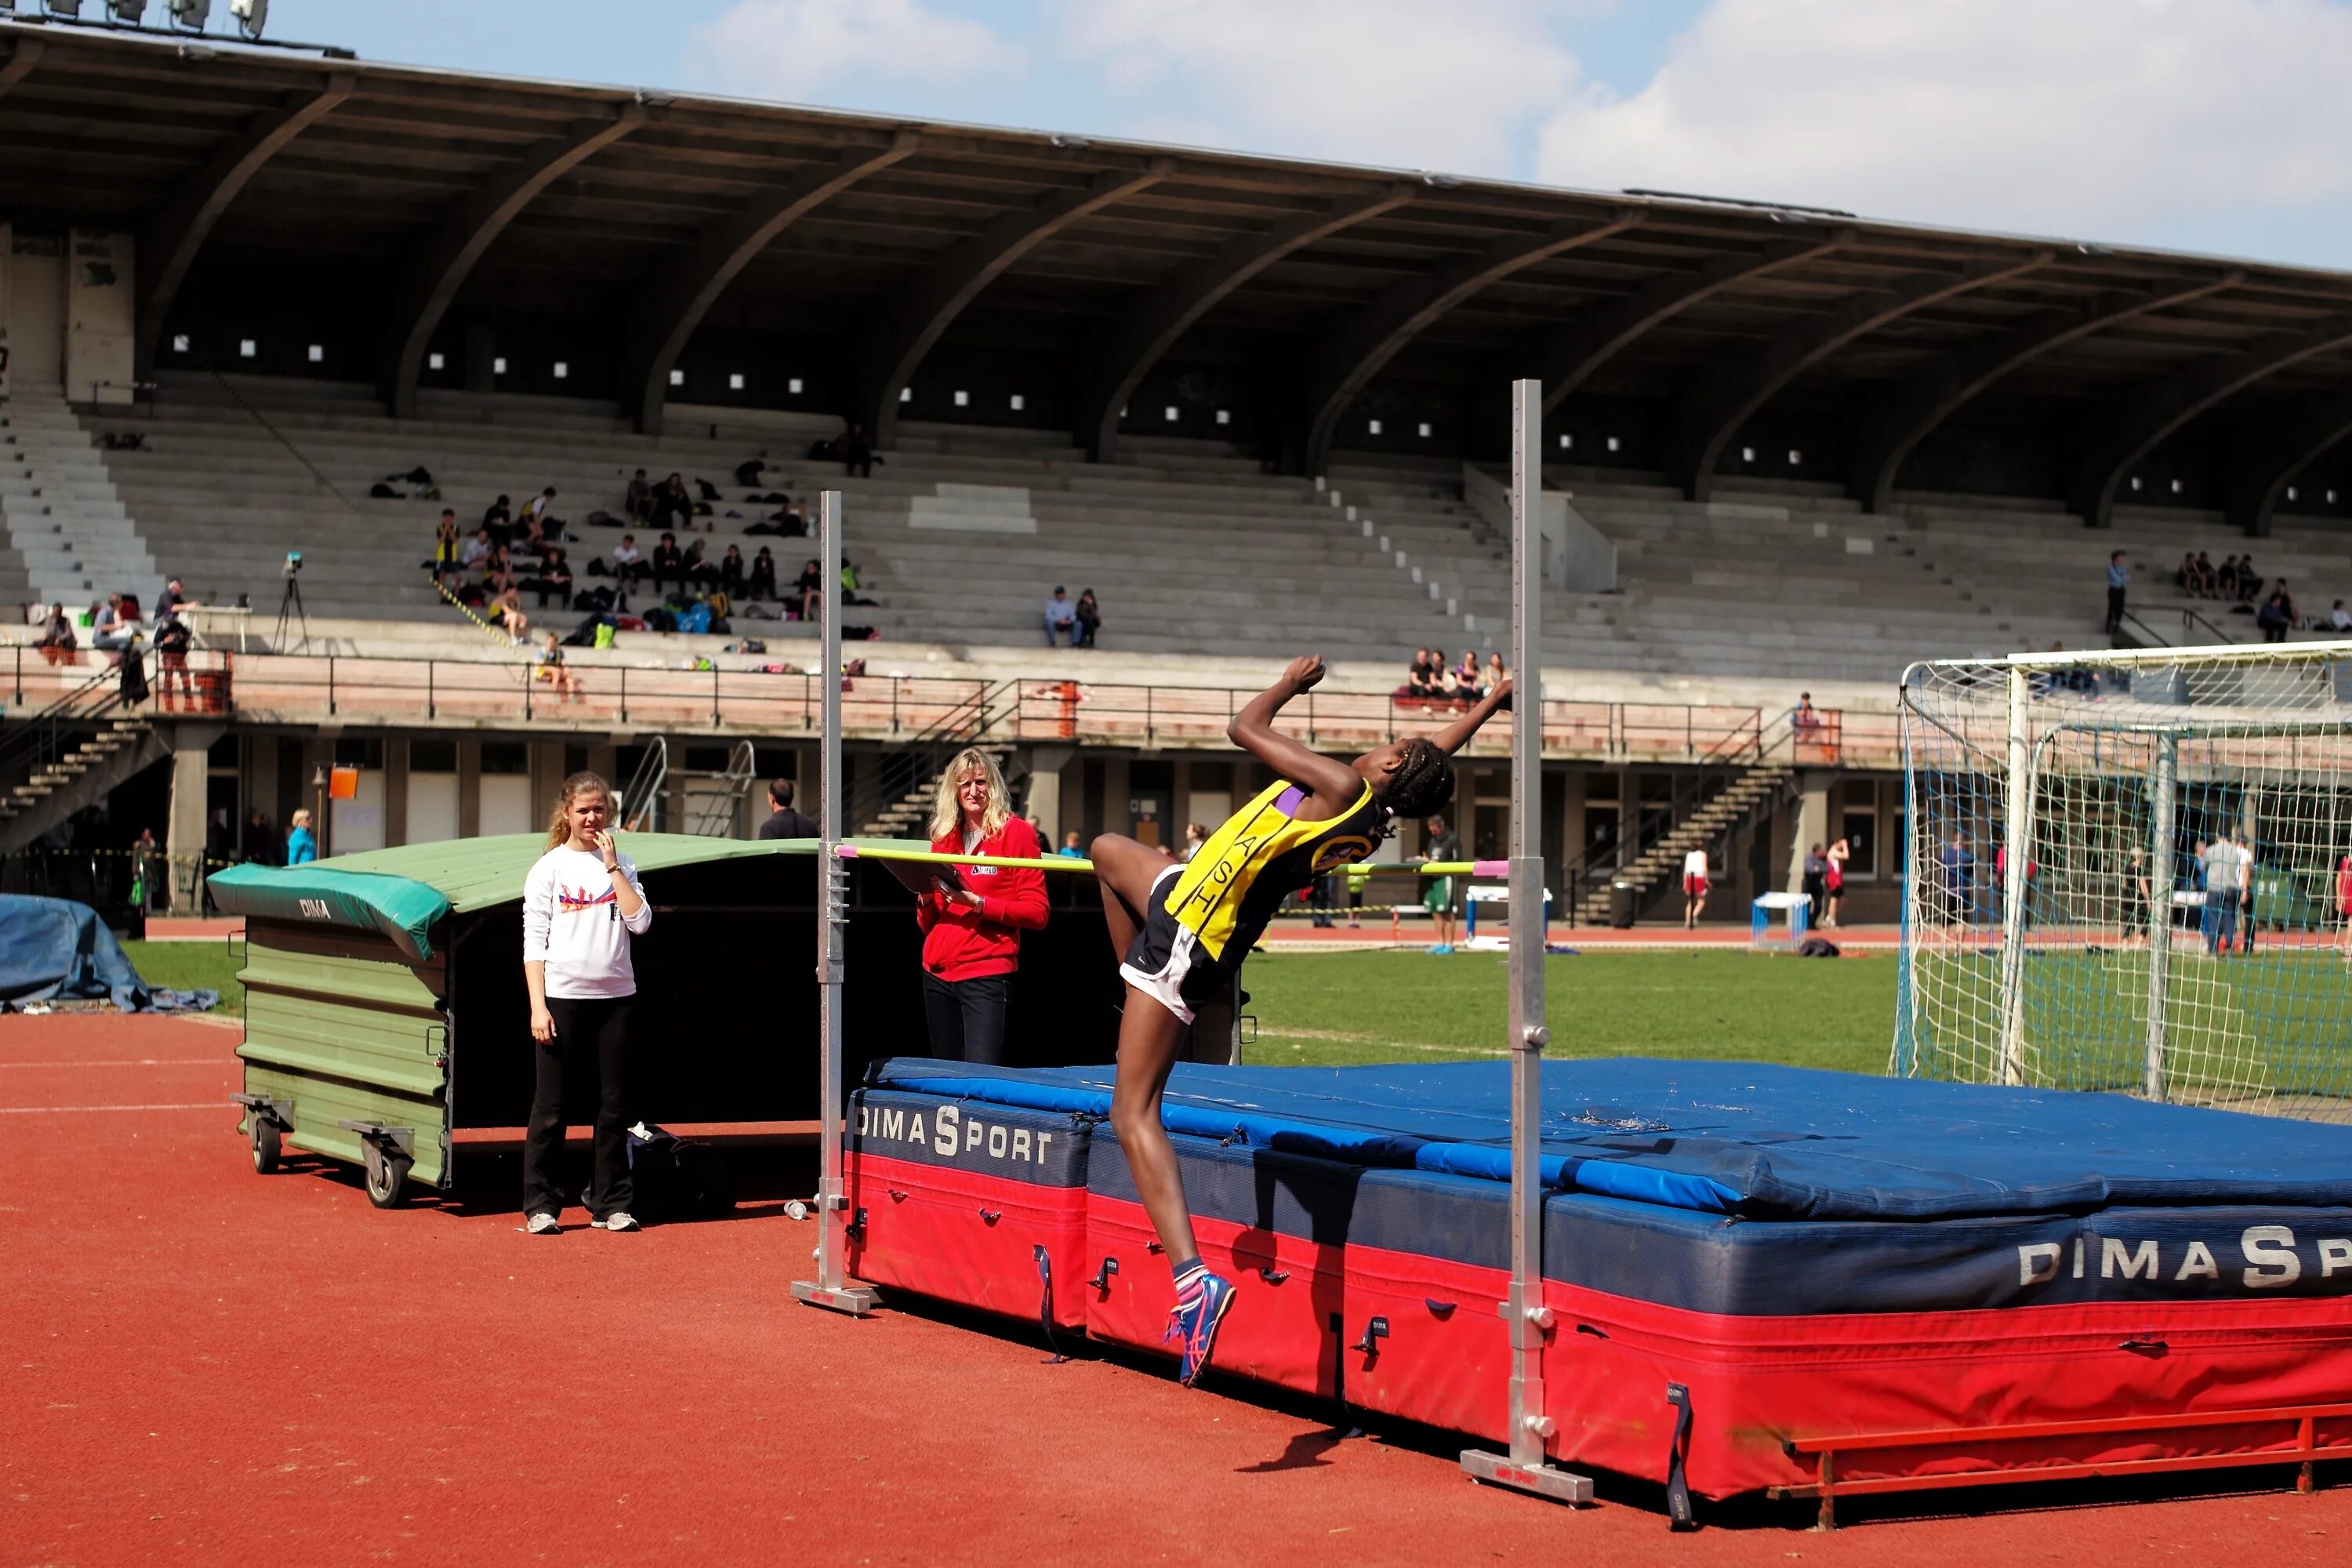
[1341,1242,1512,1443]
[845,1150,1090,1329]
[1084,1191,1344,1396]
[1541,1279,2352,1498]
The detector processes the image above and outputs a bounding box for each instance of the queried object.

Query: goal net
[1896,643,2352,1124]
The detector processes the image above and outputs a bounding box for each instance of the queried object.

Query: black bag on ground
[1795,935,1842,958]
[626,1123,736,1222]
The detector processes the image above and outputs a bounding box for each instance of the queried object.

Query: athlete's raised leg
[1090,833,1176,962]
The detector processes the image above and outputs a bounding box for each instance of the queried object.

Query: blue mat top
[866,1056,2352,1221]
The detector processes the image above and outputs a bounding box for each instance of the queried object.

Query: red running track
[4,1014,2348,1566]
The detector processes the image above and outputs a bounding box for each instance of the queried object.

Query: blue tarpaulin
[867,1056,2352,1221]
[0,895,218,1013]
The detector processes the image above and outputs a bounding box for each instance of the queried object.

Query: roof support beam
[0,37,43,101]
[136,74,354,379]
[861,160,1175,447]
[1851,272,2239,513]
[1534,230,1854,416]
[1304,210,1643,475]
[1671,252,2050,502]
[2223,390,2352,535]
[2071,315,2352,528]
[1080,183,1414,463]
[384,106,644,417]
[630,132,919,435]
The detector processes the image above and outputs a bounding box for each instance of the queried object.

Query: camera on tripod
[283,550,303,577]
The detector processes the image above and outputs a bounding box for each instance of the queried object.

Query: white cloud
[1057,0,1585,176]
[688,0,1023,101]
[1535,0,2352,245]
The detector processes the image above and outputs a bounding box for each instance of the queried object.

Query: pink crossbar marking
[833,844,860,858]
[1472,858,1508,877]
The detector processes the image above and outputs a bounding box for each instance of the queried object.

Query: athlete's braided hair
[1379,737,1454,818]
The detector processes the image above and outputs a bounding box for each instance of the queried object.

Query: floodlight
[168,0,212,27]
[44,1,86,20]
[107,0,145,23]
[228,0,264,39]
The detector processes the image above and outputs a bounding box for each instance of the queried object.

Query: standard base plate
[1461,1448,1595,1504]
[790,1279,880,1316]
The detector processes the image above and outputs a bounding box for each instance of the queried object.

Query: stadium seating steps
[3,372,2339,691]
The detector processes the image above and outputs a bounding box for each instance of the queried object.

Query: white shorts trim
[1118,864,1201,1025]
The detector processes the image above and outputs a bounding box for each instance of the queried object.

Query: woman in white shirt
[521,772,652,1235]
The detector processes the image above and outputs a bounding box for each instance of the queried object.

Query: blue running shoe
[1164,1271,1236,1387]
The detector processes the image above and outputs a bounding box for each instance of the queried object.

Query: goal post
[1896,640,2352,1125]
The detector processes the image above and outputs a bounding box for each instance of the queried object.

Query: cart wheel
[363,1142,411,1208]
[251,1117,281,1174]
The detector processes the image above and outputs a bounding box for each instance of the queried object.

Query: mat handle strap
[1664,1381,1697,1532]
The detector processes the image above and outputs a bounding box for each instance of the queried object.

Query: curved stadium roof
[3,19,2350,530]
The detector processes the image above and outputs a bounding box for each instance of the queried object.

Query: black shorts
[1119,866,1233,1025]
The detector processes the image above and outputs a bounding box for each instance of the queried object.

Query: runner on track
[1087,655,1512,1384]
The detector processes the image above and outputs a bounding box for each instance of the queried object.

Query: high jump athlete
[1089,655,1512,1384]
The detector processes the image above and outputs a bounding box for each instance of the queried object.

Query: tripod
[275,572,310,652]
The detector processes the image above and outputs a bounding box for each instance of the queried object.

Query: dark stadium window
[560,746,586,778]
[335,738,386,770]
[1842,780,1878,878]
[684,746,730,771]
[482,742,531,775]
[753,746,797,779]
[410,740,458,774]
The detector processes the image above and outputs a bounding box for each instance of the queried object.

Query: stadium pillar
[163,724,223,914]
[1460,380,1593,1508]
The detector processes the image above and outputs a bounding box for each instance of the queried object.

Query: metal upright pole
[2146,735,2176,1102]
[1460,381,1591,1504]
[793,489,877,1316]
[1996,666,2034,1087]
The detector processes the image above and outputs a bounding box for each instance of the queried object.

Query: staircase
[0,390,156,606]
[1569,740,1803,926]
[0,659,172,854]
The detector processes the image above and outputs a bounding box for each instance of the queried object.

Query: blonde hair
[545,771,615,850]
[927,748,1011,843]
[290,808,313,829]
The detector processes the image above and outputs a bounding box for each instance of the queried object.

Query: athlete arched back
[1088,654,1512,1385]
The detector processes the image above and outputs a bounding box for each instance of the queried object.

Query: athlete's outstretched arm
[1431,677,1513,757]
[1226,656,1359,803]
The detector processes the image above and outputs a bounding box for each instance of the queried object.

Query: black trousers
[524,995,634,1219]
[921,971,1011,1066]
[2107,585,2126,633]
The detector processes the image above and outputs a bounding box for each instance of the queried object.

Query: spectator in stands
[747,546,778,601]
[2105,550,2129,636]
[649,532,684,599]
[1436,664,1469,709]
[837,421,877,480]
[735,456,767,488]
[526,546,574,609]
[1044,585,1078,647]
[2219,554,2241,599]
[626,469,653,523]
[154,608,195,708]
[2175,551,2201,596]
[2333,600,2352,633]
[755,779,818,840]
[883,749,1045,1065]
[1454,650,1482,692]
[2239,557,2265,601]
[524,487,559,533]
[534,630,580,703]
[1794,691,1821,733]
[1682,844,1710,928]
[794,557,824,620]
[90,593,130,653]
[681,537,713,588]
[35,604,75,664]
[1939,832,1974,925]
[1058,830,1086,859]
[611,533,643,585]
[482,494,514,543]
[652,472,691,532]
[2259,586,2295,643]
[1485,652,1507,693]
[430,511,463,584]
[718,544,746,597]
[492,583,531,644]
[1073,588,1102,648]
[2194,551,2217,596]
[481,543,514,590]
[242,808,277,866]
[1179,822,1207,862]
[461,527,493,573]
[158,577,197,615]
[285,808,318,866]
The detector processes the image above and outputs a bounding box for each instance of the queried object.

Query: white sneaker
[597,1212,640,1232]
[526,1212,561,1235]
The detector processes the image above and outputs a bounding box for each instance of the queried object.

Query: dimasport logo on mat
[858,1100,1060,1167]
[2019,1227,2352,1293]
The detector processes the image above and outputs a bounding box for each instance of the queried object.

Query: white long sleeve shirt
[522,846,652,999]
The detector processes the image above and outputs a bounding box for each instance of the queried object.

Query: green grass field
[1240,949,1898,1075]
[122,939,245,1015]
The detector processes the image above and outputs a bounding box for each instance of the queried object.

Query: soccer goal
[1896,641,2352,1124]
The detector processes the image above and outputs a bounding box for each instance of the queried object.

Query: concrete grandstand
[5,18,2352,931]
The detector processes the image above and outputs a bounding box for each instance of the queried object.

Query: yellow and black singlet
[1163,778,1388,964]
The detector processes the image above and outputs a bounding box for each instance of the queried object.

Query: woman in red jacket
[900,747,1047,1065]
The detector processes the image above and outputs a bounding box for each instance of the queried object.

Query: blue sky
[270,0,2352,269]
